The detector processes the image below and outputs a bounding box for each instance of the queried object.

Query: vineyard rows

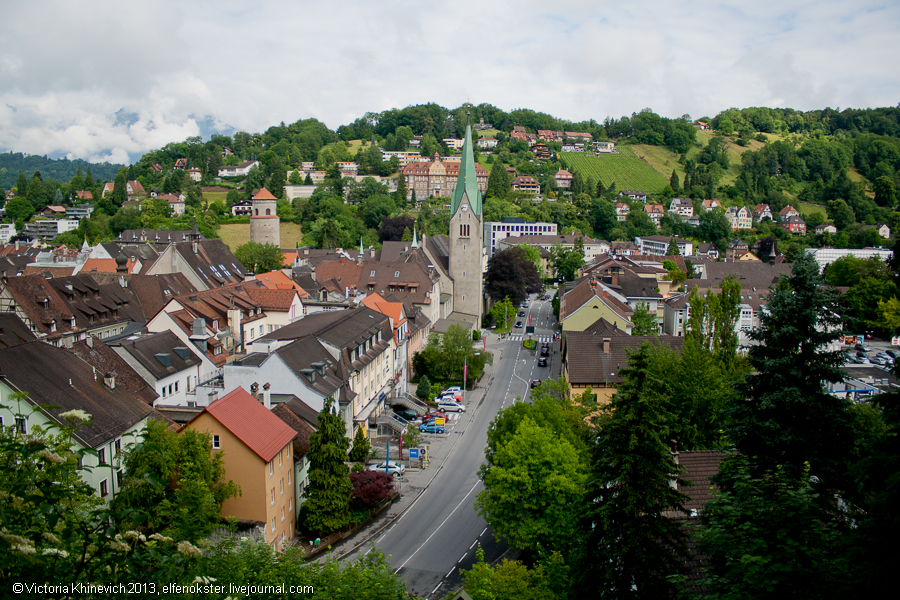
[560,152,669,194]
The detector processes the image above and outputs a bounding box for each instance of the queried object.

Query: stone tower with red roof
[250,188,280,248]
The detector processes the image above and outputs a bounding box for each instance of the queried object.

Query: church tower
[249,188,280,248]
[448,116,484,323]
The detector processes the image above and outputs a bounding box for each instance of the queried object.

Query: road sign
[409,448,419,459]
[436,418,445,425]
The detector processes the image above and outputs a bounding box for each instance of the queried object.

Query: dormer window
[370,270,375,277]
[394,271,400,277]
[212,320,219,330]
[70,317,76,327]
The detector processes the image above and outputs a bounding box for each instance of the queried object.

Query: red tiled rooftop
[202,387,297,462]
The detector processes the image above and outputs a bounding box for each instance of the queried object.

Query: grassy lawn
[217,222,304,252]
[477,156,494,173]
[202,191,228,206]
[796,201,827,217]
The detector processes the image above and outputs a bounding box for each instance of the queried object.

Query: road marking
[394,479,483,572]
[469,540,478,549]
[481,527,488,536]
[433,582,444,595]
[459,552,468,563]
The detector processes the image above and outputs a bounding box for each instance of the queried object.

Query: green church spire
[450,114,482,217]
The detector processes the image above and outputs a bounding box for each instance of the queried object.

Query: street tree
[301,397,352,535]
[348,425,371,463]
[463,546,566,600]
[631,302,658,335]
[489,296,516,331]
[485,246,542,307]
[234,241,285,274]
[476,416,586,557]
[548,244,583,281]
[577,343,690,598]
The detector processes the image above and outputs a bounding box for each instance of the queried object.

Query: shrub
[350,471,395,508]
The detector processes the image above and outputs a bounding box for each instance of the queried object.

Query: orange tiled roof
[255,270,308,297]
[253,188,277,200]
[201,387,297,462]
[80,258,137,273]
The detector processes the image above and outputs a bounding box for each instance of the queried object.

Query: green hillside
[560,150,669,194]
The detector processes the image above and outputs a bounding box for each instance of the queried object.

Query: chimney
[603,290,608,298]
[104,371,117,390]
[612,272,618,286]
[86,335,93,348]
[208,390,218,404]
[250,382,259,398]
[603,338,610,354]
[262,382,271,409]
[341,256,345,264]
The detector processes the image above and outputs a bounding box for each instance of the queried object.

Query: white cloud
[1,0,898,163]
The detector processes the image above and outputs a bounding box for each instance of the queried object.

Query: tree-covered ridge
[0,152,122,190]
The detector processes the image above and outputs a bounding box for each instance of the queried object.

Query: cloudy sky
[1,0,898,164]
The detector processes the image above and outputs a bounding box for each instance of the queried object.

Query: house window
[288,470,291,485]
[212,435,220,449]
[280,479,284,496]
[98,448,106,465]
[117,470,124,486]
[100,479,108,497]
[281,507,285,522]
[286,446,290,458]
[249,327,254,339]
[271,488,275,505]
[214,346,222,355]
[15,417,26,434]
[269,460,273,476]
[114,439,121,456]
[279,452,282,467]
[271,518,275,533]
[289,498,292,510]
[212,320,219,330]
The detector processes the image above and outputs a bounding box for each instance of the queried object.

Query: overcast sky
[1,0,898,165]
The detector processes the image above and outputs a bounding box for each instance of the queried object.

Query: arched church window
[255,209,259,216]
[266,208,271,215]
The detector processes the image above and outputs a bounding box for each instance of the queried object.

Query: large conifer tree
[578,343,690,598]
[301,397,352,535]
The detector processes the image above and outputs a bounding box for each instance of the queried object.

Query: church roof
[253,188,277,200]
[450,118,482,217]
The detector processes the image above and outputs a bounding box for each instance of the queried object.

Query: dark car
[855,343,872,353]
[886,349,900,359]
[530,379,541,389]
[393,408,418,422]
[540,345,550,357]
[518,311,525,317]
[515,321,523,328]
[538,357,548,367]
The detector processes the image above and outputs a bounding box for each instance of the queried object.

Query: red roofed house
[554,169,574,189]
[182,386,297,551]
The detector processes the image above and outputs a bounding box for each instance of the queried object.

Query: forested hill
[0,152,122,191]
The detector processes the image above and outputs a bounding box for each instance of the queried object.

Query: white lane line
[459,552,468,563]
[395,488,426,524]
[433,581,444,595]
[394,479,483,572]
[481,527,488,536]
[469,540,478,549]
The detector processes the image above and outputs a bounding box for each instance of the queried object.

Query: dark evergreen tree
[111,168,128,208]
[348,425,371,463]
[304,173,313,185]
[726,252,854,489]
[486,163,511,199]
[15,170,27,196]
[669,170,681,194]
[666,236,680,257]
[301,397,352,535]
[578,343,690,598]
[84,167,95,189]
[395,172,408,207]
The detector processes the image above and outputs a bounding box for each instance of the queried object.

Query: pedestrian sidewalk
[321,355,497,562]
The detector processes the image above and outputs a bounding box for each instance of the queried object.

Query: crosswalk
[504,335,554,343]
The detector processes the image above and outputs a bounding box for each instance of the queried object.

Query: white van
[438,399,466,412]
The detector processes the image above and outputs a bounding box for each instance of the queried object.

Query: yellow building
[559,278,634,334]
[183,387,297,551]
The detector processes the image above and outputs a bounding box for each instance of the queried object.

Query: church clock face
[461,204,469,211]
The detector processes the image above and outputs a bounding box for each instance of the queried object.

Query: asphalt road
[346,295,561,597]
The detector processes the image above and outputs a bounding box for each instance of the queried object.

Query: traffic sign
[436,418,445,425]
[409,448,419,459]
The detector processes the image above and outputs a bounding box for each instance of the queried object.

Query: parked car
[515,321,523,328]
[442,386,462,394]
[367,461,405,477]
[441,390,462,402]
[421,411,446,423]
[518,311,525,317]
[872,354,893,366]
[419,422,445,434]
[885,349,900,359]
[393,408,419,422]
[540,345,550,357]
[538,357,548,367]
[855,343,872,352]
[530,379,541,389]
[438,400,466,412]
[850,355,870,364]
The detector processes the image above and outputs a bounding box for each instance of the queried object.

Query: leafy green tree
[348,425,371,463]
[842,276,899,330]
[578,343,690,598]
[360,193,396,229]
[4,196,35,222]
[114,419,239,542]
[234,241,285,273]
[548,244,583,282]
[874,175,897,207]
[876,297,900,332]
[463,545,566,600]
[827,198,856,230]
[697,454,848,600]
[485,246,542,307]
[476,417,586,556]
[301,397,352,535]
[631,302,658,335]
[490,296,516,331]
[727,253,855,490]
[516,243,544,278]
[698,209,732,249]
[401,423,422,450]
[685,277,742,365]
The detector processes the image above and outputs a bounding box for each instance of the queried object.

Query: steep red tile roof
[244,287,299,311]
[199,387,297,462]
[253,188,277,200]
